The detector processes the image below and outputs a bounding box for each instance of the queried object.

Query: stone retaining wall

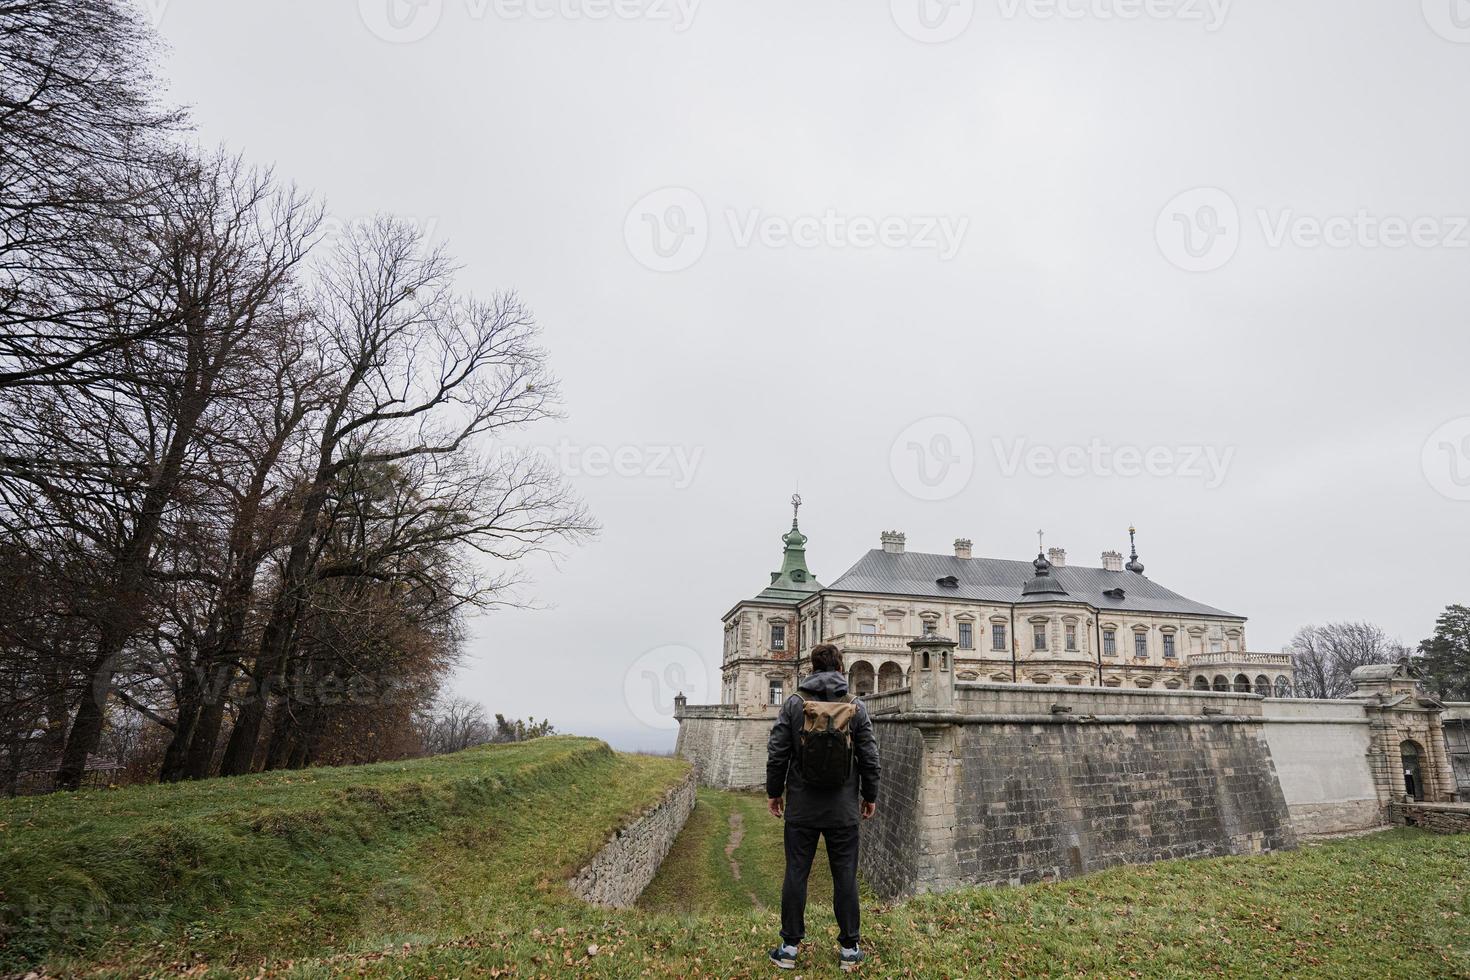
[568,769,696,907]
[1391,801,1470,834]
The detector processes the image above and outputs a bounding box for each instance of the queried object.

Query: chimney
[1101,550,1124,572]
[881,530,906,555]
[954,538,973,559]
[1047,547,1066,568]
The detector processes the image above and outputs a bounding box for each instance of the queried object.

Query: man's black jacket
[766,670,881,827]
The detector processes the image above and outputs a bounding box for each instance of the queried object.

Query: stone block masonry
[568,770,696,908]
[1392,801,1470,834]
[860,684,1297,898]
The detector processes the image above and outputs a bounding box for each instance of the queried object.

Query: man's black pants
[780,822,861,949]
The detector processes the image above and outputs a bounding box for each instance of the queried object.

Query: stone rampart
[859,683,1296,898]
[673,704,772,789]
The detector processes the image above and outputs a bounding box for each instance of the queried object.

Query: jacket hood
[798,670,850,700]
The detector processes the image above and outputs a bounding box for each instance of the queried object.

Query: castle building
[718,500,1294,712]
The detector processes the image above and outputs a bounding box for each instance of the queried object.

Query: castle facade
[719,502,1293,713]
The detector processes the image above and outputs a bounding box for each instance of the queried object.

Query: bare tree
[0,152,319,789]
[0,0,182,388]
[418,696,493,756]
[1287,622,1408,699]
[218,219,593,776]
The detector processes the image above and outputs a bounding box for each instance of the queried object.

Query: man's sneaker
[768,944,797,969]
[839,946,866,971]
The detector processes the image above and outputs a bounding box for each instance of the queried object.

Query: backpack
[794,692,857,789]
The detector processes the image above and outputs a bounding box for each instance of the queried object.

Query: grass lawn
[2,743,1468,978]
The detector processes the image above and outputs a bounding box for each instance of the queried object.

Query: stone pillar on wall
[913,724,962,892]
[906,634,962,891]
[909,634,958,713]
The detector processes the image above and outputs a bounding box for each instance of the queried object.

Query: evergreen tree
[1418,604,1470,701]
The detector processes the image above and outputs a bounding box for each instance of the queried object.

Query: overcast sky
[148,0,1470,750]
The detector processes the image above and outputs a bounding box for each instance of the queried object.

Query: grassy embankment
[2,739,1468,977]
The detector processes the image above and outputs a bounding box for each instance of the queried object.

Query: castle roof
[825,549,1241,619]
[747,500,823,606]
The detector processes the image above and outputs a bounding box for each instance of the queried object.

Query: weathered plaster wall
[860,684,1296,898]
[568,770,697,908]
[673,706,771,790]
[1260,699,1383,834]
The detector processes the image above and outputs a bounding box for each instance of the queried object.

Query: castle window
[769,679,784,705]
[1065,625,1077,652]
[923,620,938,636]
[1103,629,1116,656]
[958,622,973,649]
[1134,633,1148,658]
[1163,634,1176,659]
[992,624,1007,651]
[771,623,786,651]
[1209,637,1223,653]
[860,622,877,635]
[1033,624,1047,651]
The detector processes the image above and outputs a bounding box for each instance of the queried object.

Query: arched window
[877,661,904,692]
[848,660,875,696]
[1193,676,1210,691]
[1253,675,1271,697]
[1212,675,1228,692]
[1274,676,1292,698]
[1233,673,1251,693]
